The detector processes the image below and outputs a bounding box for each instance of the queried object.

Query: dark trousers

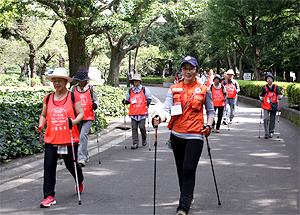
[213,106,225,130]
[43,143,84,198]
[131,118,146,144]
[171,134,204,214]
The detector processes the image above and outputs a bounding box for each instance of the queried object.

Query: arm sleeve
[259,86,266,97]
[159,91,173,119]
[204,91,215,119]
[144,87,152,103]
[91,86,99,106]
[235,80,240,91]
[125,89,130,101]
[276,85,283,95]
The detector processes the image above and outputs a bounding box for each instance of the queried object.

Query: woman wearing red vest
[71,69,99,167]
[35,68,84,208]
[122,73,152,149]
[152,56,215,215]
[259,73,283,139]
[211,74,227,133]
[205,69,214,87]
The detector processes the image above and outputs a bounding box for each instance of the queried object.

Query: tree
[207,0,299,80]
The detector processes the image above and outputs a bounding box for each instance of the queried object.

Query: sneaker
[264,134,269,139]
[78,160,85,167]
[215,129,219,133]
[211,127,215,132]
[40,196,56,208]
[223,120,227,125]
[190,199,194,209]
[177,210,186,215]
[131,144,139,149]
[75,183,84,194]
[269,132,273,138]
[142,139,147,146]
[230,120,233,124]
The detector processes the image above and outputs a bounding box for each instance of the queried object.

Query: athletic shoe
[131,144,139,149]
[40,196,56,208]
[177,210,186,215]
[230,120,233,124]
[269,132,273,138]
[264,134,269,139]
[215,130,219,133]
[223,120,227,125]
[75,183,84,194]
[190,199,194,209]
[78,160,85,167]
[142,139,147,146]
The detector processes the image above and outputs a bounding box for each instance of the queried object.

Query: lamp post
[134,15,167,73]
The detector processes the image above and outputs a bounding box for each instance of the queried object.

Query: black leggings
[171,134,204,214]
[43,143,84,198]
[213,106,224,130]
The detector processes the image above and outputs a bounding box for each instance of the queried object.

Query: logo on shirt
[50,107,68,127]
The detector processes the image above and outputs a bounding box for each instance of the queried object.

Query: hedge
[119,76,164,84]
[237,80,300,106]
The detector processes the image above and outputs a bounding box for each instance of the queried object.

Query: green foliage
[0,73,44,87]
[237,80,300,106]
[164,76,175,83]
[0,85,129,162]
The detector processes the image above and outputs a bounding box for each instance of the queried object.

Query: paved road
[0,86,299,215]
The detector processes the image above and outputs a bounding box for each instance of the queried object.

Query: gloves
[201,125,212,137]
[122,99,130,105]
[259,97,264,102]
[147,99,151,106]
[152,115,161,128]
[92,103,97,110]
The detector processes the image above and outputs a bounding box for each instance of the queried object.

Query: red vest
[206,75,214,87]
[129,88,148,116]
[262,85,278,110]
[226,81,237,98]
[74,87,94,121]
[168,81,207,134]
[44,92,80,145]
[212,85,225,107]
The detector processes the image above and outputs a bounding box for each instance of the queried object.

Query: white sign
[243,73,251,80]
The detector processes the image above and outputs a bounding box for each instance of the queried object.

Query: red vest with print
[211,85,225,107]
[206,75,214,87]
[168,81,207,134]
[129,88,148,116]
[74,87,94,121]
[225,81,237,98]
[44,93,80,145]
[262,85,278,110]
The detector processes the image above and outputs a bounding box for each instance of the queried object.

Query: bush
[164,76,175,83]
[286,84,300,106]
[119,76,164,84]
[0,85,128,162]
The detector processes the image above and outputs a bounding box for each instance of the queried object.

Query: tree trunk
[239,56,244,79]
[29,51,36,78]
[65,25,90,80]
[226,54,233,70]
[107,45,125,86]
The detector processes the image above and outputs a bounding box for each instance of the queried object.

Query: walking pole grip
[68,117,73,129]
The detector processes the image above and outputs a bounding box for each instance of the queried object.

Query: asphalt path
[0,86,299,215]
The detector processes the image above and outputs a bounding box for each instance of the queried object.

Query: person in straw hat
[71,69,99,167]
[35,67,84,208]
[222,69,240,124]
[122,73,152,149]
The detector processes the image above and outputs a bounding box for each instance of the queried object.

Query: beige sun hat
[46,67,73,83]
[130,73,142,83]
[227,69,235,75]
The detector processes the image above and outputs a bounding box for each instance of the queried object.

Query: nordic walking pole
[68,117,82,205]
[35,125,44,153]
[258,105,263,138]
[236,96,239,123]
[277,100,280,138]
[94,112,101,164]
[124,104,127,149]
[153,125,158,215]
[147,105,151,151]
[205,136,221,205]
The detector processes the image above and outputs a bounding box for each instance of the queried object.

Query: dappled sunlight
[249,152,289,158]
[84,169,117,176]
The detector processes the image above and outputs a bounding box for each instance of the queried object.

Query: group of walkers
[34,55,283,215]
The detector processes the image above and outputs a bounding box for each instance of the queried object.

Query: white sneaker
[78,160,85,167]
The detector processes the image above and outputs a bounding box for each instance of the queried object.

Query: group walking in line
[34,57,283,214]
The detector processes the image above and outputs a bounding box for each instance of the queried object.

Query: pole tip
[79,201,82,205]
[99,161,101,164]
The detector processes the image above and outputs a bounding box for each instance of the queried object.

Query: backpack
[128,86,146,97]
[71,85,94,102]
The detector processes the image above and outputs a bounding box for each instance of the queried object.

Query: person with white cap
[152,56,214,215]
[259,73,283,139]
[210,74,227,133]
[122,73,152,149]
[35,67,84,208]
[71,69,99,167]
[222,69,240,124]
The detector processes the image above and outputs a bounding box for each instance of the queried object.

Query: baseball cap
[180,56,199,68]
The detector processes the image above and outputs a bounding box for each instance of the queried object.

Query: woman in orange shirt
[35,68,84,208]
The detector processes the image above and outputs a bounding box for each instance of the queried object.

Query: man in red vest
[259,73,283,139]
[71,69,99,166]
[123,74,152,149]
